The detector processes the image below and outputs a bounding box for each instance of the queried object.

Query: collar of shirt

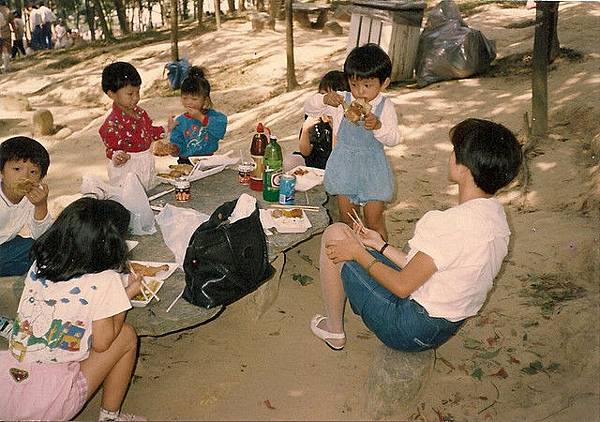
[112,103,142,121]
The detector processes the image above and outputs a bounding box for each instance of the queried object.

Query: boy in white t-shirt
[311,118,523,351]
[0,136,53,277]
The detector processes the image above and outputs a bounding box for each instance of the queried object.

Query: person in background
[37,0,56,49]
[27,2,44,51]
[10,9,26,59]
[169,66,228,165]
[0,0,14,73]
[53,17,67,48]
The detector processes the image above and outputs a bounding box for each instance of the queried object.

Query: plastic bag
[120,173,156,235]
[164,58,190,90]
[414,0,496,88]
[155,204,209,268]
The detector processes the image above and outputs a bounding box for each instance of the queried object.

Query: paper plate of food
[288,166,325,191]
[127,261,177,307]
[130,278,165,307]
[268,207,312,234]
[156,162,227,185]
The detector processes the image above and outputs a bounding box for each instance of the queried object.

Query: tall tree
[284,0,298,91]
[113,0,130,34]
[238,0,245,12]
[197,0,204,28]
[214,0,221,29]
[227,0,235,15]
[84,0,96,40]
[93,0,113,39]
[170,0,179,60]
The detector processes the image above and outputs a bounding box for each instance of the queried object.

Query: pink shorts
[0,351,88,420]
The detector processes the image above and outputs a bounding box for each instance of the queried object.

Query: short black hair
[0,136,50,177]
[31,198,131,282]
[318,70,349,93]
[450,118,522,194]
[344,43,392,83]
[101,61,142,94]
[180,66,213,109]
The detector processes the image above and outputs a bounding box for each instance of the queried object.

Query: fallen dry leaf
[264,399,275,410]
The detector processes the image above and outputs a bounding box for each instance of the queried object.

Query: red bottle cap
[256,123,264,133]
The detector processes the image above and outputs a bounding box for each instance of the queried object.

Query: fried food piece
[272,208,303,219]
[132,279,162,301]
[292,168,309,176]
[15,179,36,193]
[344,98,372,124]
[153,141,178,157]
[130,262,170,277]
[168,164,193,174]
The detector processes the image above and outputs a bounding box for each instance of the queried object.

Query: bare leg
[317,223,355,349]
[337,195,360,228]
[79,322,138,412]
[363,200,387,241]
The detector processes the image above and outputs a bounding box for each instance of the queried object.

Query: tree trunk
[147,0,154,28]
[269,0,281,19]
[197,0,204,28]
[137,0,144,30]
[113,0,130,35]
[238,0,245,12]
[93,0,113,39]
[170,0,179,61]
[531,2,551,137]
[159,0,166,26]
[85,0,96,40]
[214,0,221,29]
[227,0,235,15]
[182,0,189,20]
[285,0,298,91]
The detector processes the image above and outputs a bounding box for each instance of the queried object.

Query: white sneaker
[100,412,147,421]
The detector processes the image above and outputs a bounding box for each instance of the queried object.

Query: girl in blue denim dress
[304,44,401,240]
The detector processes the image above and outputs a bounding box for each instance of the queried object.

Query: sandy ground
[1,2,599,420]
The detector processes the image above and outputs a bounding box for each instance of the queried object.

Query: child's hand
[26,182,49,207]
[363,112,382,131]
[167,115,178,132]
[302,116,321,132]
[112,151,131,167]
[125,272,143,300]
[323,90,344,108]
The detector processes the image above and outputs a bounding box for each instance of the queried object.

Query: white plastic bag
[155,204,209,268]
[120,173,156,235]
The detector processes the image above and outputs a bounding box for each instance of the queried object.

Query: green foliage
[291,273,313,286]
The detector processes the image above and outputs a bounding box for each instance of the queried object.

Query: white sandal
[310,314,345,351]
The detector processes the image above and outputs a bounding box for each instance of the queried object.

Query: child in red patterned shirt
[99,61,175,190]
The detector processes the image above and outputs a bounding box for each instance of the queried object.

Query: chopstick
[148,187,175,202]
[270,204,320,212]
[347,209,366,232]
[140,279,160,302]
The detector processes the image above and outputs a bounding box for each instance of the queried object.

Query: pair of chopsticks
[129,265,160,303]
[270,204,321,213]
[347,209,366,233]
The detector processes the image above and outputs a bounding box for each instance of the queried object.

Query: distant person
[311,118,523,352]
[0,0,14,72]
[53,17,67,48]
[169,66,228,165]
[27,2,44,51]
[10,9,26,59]
[304,43,402,240]
[0,136,53,277]
[37,0,56,49]
[0,197,146,421]
[99,61,175,190]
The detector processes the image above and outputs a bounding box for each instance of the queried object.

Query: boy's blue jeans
[341,251,464,352]
[0,236,34,277]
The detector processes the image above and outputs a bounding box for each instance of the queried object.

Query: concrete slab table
[126,168,330,337]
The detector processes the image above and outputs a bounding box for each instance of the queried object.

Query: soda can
[278,174,296,205]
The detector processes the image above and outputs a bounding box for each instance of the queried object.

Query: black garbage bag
[414,0,496,88]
